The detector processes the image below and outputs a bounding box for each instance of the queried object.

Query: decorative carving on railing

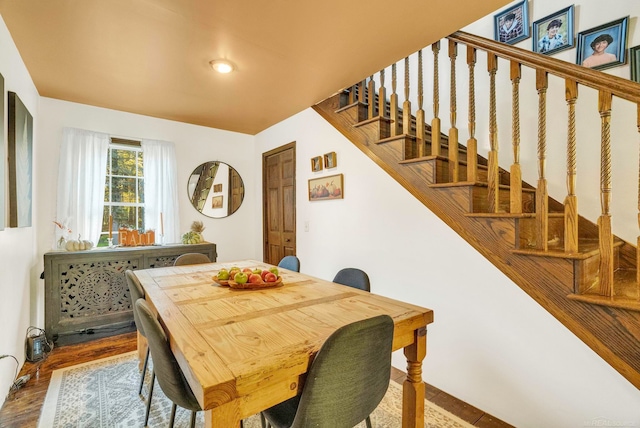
[448,40,459,182]
[487,53,499,213]
[564,80,579,253]
[466,47,477,182]
[417,50,426,157]
[598,91,614,297]
[536,70,549,251]
[510,62,522,214]
[431,42,441,156]
[391,63,399,136]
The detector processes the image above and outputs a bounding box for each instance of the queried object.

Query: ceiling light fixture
[209,59,235,74]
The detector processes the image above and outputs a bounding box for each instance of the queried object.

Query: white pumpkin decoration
[65,235,94,251]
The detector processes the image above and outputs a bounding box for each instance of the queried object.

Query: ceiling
[0,0,509,135]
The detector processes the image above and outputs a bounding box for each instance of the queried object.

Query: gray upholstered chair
[332,268,370,292]
[261,314,394,428]
[277,256,300,272]
[135,299,202,428]
[124,270,153,421]
[174,253,211,266]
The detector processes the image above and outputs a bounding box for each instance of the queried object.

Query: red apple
[248,273,263,284]
[264,272,277,282]
[260,270,271,280]
[243,268,253,274]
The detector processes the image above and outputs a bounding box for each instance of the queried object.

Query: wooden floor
[0,332,512,427]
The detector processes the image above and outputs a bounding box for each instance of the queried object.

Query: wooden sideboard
[43,243,216,343]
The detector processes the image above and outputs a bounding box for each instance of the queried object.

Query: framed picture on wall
[311,156,323,172]
[8,91,33,228]
[323,152,337,169]
[532,5,574,55]
[213,183,223,193]
[576,16,629,71]
[212,195,223,209]
[494,0,530,45]
[631,45,640,83]
[309,174,343,201]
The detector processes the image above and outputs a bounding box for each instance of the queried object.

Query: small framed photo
[494,0,530,45]
[311,156,323,172]
[576,16,629,71]
[532,5,574,55]
[309,174,343,201]
[211,195,223,209]
[213,183,222,193]
[630,45,640,83]
[323,152,337,169]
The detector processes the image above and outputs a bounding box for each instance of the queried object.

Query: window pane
[137,152,144,177]
[111,149,137,176]
[104,176,110,202]
[138,178,144,203]
[112,206,137,230]
[112,177,138,202]
[137,207,145,229]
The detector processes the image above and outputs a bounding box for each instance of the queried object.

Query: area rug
[38,352,473,427]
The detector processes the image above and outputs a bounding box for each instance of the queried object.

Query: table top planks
[133,259,434,421]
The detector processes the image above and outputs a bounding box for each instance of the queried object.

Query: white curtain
[56,128,110,245]
[141,139,180,244]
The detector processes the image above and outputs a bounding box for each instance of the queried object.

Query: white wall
[0,14,39,402]
[254,107,640,427]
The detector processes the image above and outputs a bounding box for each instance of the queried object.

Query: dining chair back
[135,299,202,428]
[332,268,370,292]
[277,255,300,272]
[174,253,211,266]
[261,314,394,428]
[125,270,155,424]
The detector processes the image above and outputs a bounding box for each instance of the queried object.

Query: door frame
[262,141,296,262]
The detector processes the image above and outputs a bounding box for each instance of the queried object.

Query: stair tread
[568,270,640,311]
[513,239,625,259]
[429,181,536,193]
[465,212,564,219]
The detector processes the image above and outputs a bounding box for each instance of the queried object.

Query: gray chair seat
[261,315,394,428]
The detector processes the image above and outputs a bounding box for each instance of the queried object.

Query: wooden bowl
[228,276,283,290]
[212,275,230,286]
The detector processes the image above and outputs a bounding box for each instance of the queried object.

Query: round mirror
[187,161,245,218]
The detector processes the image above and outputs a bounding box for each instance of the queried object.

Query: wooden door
[263,142,296,265]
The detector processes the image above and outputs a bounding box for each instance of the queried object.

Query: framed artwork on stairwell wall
[494,0,530,45]
[311,156,323,172]
[576,16,629,71]
[532,5,574,56]
[8,91,33,228]
[323,152,337,169]
[630,45,640,83]
[308,174,343,201]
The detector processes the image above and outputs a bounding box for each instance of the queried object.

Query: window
[99,138,144,246]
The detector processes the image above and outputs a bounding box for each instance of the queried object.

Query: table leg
[204,403,242,428]
[402,326,427,428]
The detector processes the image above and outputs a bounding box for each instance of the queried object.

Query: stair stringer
[313,94,640,390]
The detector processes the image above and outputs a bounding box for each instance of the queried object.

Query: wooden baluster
[391,64,400,136]
[487,53,499,213]
[368,75,376,119]
[416,50,426,157]
[431,42,441,156]
[378,68,386,119]
[348,83,356,104]
[466,46,477,182]
[403,57,412,136]
[358,79,366,105]
[564,80,579,253]
[510,61,522,214]
[598,90,614,297]
[448,40,459,182]
[536,70,549,250]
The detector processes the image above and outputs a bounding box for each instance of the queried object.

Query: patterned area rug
[38,352,473,427]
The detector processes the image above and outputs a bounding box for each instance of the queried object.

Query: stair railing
[342,30,640,301]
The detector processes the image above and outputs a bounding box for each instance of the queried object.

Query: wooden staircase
[312,31,640,389]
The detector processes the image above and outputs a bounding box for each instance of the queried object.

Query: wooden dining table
[133,259,434,427]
